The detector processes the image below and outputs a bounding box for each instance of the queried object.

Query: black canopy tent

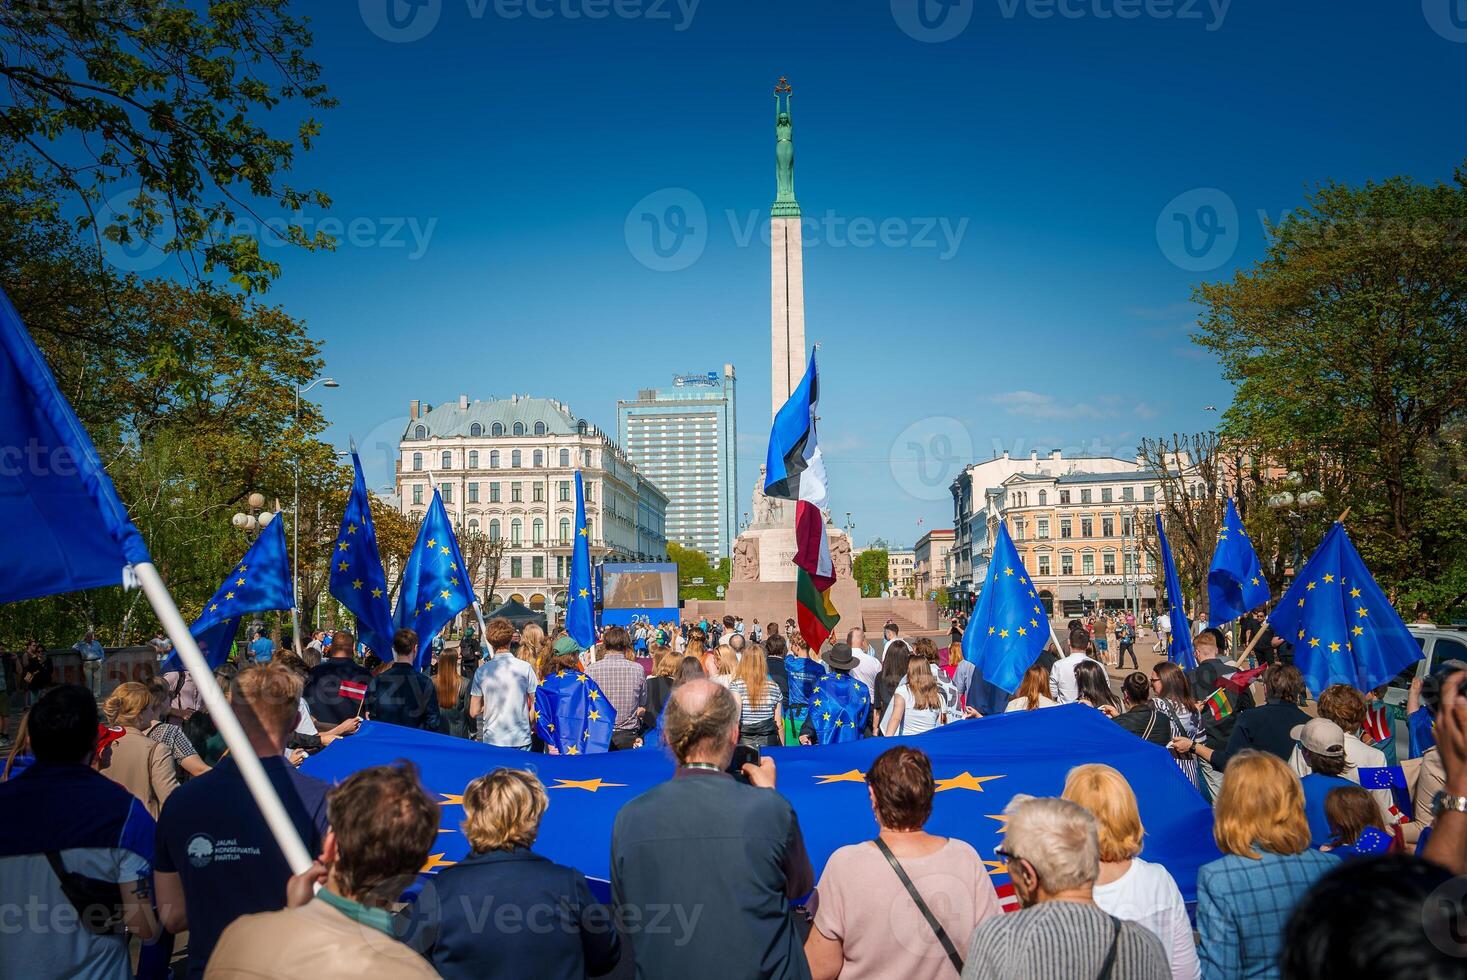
[485,597,547,629]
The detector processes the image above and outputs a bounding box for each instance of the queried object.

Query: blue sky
[240,0,1466,549]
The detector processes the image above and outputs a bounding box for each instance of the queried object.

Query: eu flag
[1155,513,1196,669]
[535,668,616,755]
[1207,498,1271,628]
[0,285,151,603]
[806,673,870,744]
[393,490,476,669]
[167,517,294,671]
[962,522,1053,695]
[1267,521,1421,694]
[328,449,394,658]
[565,471,595,650]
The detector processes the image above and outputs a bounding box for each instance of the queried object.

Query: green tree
[1194,168,1467,616]
[0,0,335,294]
[853,548,888,598]
[666,542,728,601]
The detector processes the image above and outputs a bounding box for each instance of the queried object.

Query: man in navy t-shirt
[155,663,330,978]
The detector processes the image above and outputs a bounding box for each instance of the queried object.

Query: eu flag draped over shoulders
[1268,522,1422,694]
[1155,513,1196,670]
[393,490,476,669]
[1208,498,1271,628]
[565,471,596,650]
[808,672,869,744]
[962,522,1053,696]
[329,448,394,657]
[168,516,294,671]
[535,668,616,755]
[0,286,151,603]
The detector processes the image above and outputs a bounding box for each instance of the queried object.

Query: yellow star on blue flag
[565,470,596,649]
[167,517,293,671]
[393,489,477,669]
[962,522,1053,698]
[328,448,393,657]
[1207,498,1272,627]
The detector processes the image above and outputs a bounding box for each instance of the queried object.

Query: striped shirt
[729,677,783,726]
[961,900,1169,980]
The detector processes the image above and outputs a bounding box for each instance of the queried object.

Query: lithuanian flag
[765,349,838,652]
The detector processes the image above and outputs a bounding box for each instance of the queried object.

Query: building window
[532,556,544,578]
[582,450,591,467]
[1123,486,1134,502]
[412,485,423,505]
[511,519,523,545]
[559,449,570,467]
[468,483,479,503]
[491,422,504,437]
[1082,553,1095,575]
[470,423,483,437]
[1101,487,1112,503]
[468,518,479,532]
[1081,517,1093,537]
[440,483,452,503]
[577,420,588,435]
[533,450,544,468]
[1013,519,1025,541]
[412,452,422,471]
[558,480,570,502]
[560,517,571,542]
[489,450,500,468]
[489,519,501,540]
[1060,518,1072,538]
[1144,486,1155,502]
[468,450,479,469]
[1102,516,1115,537]
[511,483,522,503]
[1038,554,1051,575]
[1103,551,1116,575]
[513,422,525,436]
[584,483,595,503]
[555,555,567,580]
[1037,518,1049,539]
[1080,489,1092,504]
[1061,552,1074,575]
[511,450,523,467]
[1125,551,1137,575]
[1038,489,1047,505]
[1059,489,1071,505]
[532,484,544,503]
[441,451,452,470]
[414,424,426,439]
[532,519,544,544]
[534,421,547,436]
[510,557,522,578]
[489,482,500,502]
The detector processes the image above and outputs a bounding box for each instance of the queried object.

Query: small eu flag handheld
[1155,513,1196,670]
[565,472,596,650]
[393,490,476,669]
[962,522,1054,695]
[1207,498,1271,628]
[1267,521,1422,694]
[535,668,616,754]
[169,517,294,671]
[328,448,394,658]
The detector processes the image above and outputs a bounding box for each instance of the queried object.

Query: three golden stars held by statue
[774,75,792,94]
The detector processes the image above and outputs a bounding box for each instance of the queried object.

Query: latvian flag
[764,349,838,653]
[338,679,367,703]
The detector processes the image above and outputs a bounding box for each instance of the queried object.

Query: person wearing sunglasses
[961,796,1168,980]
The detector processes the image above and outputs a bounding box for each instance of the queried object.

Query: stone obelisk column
[770,76,804,417]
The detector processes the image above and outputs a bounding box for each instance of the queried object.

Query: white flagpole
[132,562,313,874]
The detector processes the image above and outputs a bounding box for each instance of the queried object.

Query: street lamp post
[1267,473,1324,581]
[293,377,340,654]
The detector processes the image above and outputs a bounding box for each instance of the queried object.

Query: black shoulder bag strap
[1097,914,1122,980]
[872,837,964,974]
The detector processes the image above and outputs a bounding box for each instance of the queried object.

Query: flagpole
[132,562,313,874]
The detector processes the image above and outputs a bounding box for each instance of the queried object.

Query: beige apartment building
[913,528,955,600]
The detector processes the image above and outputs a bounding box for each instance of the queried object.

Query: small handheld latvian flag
[764,349,839,652]
[168,517,294,671]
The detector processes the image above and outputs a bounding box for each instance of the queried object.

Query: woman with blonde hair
[143,679,210,778]
[644,647,678,727]
[1196,750,1338,979]
[1063,764,1198,980]
[99,681,178,817]
[418,768,621,977]
[882,655,944,736]
[517,622,550,677]
[730,643,784,747]
[1005,664,1058,712]
[711,644,739,688]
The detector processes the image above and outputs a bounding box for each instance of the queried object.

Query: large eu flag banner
[393,490,476,669]
[328,449,394,658]
[166,517,294,671]
[1207,498,1271,628]
[304,705,1218,905]
[962,522,1053,695]
[1268,522,1422,694]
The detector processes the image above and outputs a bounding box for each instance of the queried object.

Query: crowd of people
[2,608,1465,979]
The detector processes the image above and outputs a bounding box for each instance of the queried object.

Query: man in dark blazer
[611,679,814,979]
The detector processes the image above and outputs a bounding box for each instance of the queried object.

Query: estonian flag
[764,349,838,652]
